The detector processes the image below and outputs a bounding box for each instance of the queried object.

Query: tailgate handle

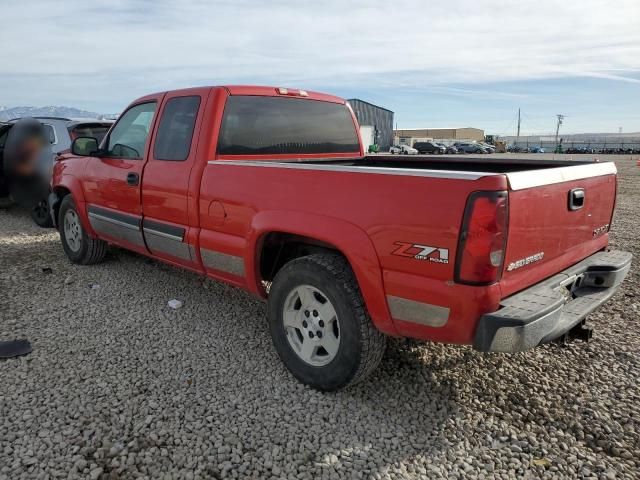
[569,188,585,211]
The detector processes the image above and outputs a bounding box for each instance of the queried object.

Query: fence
[509,139,640,153]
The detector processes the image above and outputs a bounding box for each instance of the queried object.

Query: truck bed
[284,154,618,298]
[292,155,616,191]
[339,155,597,173]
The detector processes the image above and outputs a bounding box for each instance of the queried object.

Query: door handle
[569,188,585,210]
[127,172,139,186]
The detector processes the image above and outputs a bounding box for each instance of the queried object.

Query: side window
[42,124,57,144]
[153,96,201,161]
[107,102,157,159]
[0,128,9,148]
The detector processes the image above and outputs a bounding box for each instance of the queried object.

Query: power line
[520,113,555,136]
[494,110,519,137]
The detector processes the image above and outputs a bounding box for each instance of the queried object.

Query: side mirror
[71,137,99,156]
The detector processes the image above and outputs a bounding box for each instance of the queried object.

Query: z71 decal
[392,242,449,264]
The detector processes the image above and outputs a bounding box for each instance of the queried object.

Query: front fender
[247,210,398,336]
[52,174,97,237]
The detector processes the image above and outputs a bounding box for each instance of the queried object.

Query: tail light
[455,191,508,285]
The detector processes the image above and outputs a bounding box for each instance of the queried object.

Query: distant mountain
[0,106,117,121]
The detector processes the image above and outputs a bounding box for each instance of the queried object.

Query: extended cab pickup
[50,86,631,390]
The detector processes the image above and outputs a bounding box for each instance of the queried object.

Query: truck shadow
[2,231,461,478]
[107,247,464,472]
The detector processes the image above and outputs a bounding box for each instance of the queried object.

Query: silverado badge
[507,252,545,271]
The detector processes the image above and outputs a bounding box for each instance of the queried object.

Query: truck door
[141,89,209,268]
[82,98,160,254]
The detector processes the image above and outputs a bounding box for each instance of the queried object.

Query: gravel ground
[1,154,639,479]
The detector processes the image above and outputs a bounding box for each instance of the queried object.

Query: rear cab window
[218,96,360,156]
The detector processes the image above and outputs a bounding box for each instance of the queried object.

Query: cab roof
[132,85,346,105]
[223,86,345,104]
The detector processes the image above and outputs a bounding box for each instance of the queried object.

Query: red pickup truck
[49,85,631,390]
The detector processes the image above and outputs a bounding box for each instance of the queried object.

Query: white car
[389,145,418,155]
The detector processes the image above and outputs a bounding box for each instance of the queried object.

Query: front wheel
[58,195,107,265]
[268,253,387,391]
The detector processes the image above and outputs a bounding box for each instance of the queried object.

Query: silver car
[389,145,419,155]
[2,117,113,226]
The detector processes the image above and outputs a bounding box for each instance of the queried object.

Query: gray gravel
[1,154,639,479]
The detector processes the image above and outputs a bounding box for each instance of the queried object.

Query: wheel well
[52,186,71,226]
[258,232,344,284]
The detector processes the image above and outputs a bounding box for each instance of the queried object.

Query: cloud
[578,71,640,84]
[0,0,639,111]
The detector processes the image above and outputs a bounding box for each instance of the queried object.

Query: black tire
[58,195,107,265]
[268,253,387,391]
[30,198,53,228]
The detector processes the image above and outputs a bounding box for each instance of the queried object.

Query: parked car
[598,147,640,154]
[389,145,418,155]
[49,85,631,391]
[439,143,458,154]
[566,147,595,154]
[1,117,113,226]
[479,143,496,154]
[413,141,445,154]
[454,142,488,154]
[530,147,546,153]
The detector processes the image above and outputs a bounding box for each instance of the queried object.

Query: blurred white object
[168,299,183,309]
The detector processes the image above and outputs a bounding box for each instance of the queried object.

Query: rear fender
[248,210,398,336]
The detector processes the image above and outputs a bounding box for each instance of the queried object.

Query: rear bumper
[474,250,632,352]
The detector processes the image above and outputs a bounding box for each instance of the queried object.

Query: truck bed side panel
[198,161,507,342]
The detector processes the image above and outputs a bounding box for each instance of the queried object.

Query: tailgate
[500,162,617,297]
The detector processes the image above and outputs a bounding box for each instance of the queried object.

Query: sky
[1,0,639,135]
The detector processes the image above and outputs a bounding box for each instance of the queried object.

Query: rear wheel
[30,198,53,228]
[59,195,107,265]
[268,253,387,391]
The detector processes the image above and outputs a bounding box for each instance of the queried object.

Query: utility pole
[555,114,564,151]
[516,108,521,145]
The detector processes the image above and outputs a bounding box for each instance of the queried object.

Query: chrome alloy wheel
[282,285,340,367]
[63,209,82,252]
